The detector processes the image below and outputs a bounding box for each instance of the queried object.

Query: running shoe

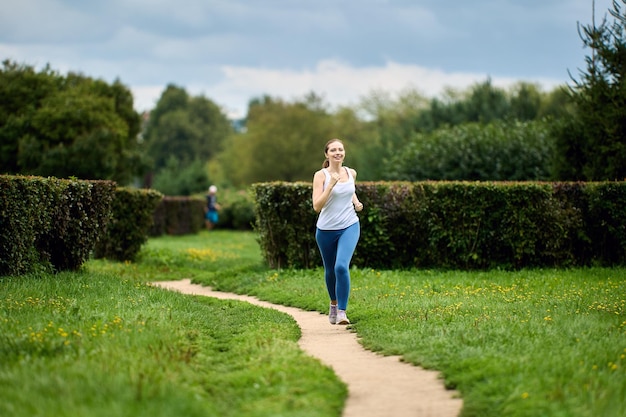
[329,304,338,324]
[337,309,350,325]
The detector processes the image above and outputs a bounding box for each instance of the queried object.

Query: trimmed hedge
[38,179,117,271]
[253,182,317,269]
[149,196,205,236]
[94,187,163,262]
[252,181,626,270]
[217,189,256,230]
[0,175,116,275]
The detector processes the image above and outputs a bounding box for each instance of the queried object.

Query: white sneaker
[337,309,350,325]
[329,304,338,324]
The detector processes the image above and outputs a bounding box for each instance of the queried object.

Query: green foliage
[217,80,572,187]
[0,176,55,275]
[216,188,256,230]
[0,62,62,174]
[152,157,209,196]
[355,80,570,182]
[252,181,626,270]
[328,106,381,181]
[150,196,205,236]
[385,119,555,181]
[0,175,116,275]
[0,60,145,184]
[555,0,626,180]
[143,85,232,174]
[224,96,334,186]
[148,188,255,237]
[252,182,319,268]
[37,179,117,271]
[352,182,412,268]
[585,181,626,264]
[94,187,163,262]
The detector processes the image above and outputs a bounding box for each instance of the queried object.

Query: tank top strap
[344,166,353,181]
[322,168,330,189]
[321,167,352,188]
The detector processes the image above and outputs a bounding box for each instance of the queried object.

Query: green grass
[2,230,625,417]
[0,231,345,417]
[187,234,626,417]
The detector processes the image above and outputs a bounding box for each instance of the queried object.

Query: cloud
[132,59,566,118]
[3,0,613,119]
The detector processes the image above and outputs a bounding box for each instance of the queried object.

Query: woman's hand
[354,201,364,212]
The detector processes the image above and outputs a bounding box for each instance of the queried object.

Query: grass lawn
[2,230,625,416]
[0,231,344,417]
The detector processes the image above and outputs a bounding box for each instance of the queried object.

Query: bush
[252,182,318,269]
[151,157,210,196]
[218,189,256,230]
[0,175,116,275]
[37,179,116,271]
[150,196,205,236]
[94,187,163,261]
[0,176,54,275]
[386,120,555,181]
[252,181,626,270]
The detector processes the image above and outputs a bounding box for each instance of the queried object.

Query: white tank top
[316,167,359,230]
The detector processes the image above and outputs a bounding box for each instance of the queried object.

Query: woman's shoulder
[313,169,326,182]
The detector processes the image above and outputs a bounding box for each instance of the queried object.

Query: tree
[384,120,555,181]
[509,82,543,121]
[0,60,145,183]
[329,106,380,180]
[152,156,209,196]
[143,85,232,173]
[218,95,336,186]
[462,78,511,123]
[554,0,626,180]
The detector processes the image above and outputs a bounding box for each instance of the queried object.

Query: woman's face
[325,141,345,163]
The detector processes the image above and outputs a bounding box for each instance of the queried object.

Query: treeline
[1,1,624,193]
[220,83,569,185]
[0,61,146,184]
[0,65,572,190]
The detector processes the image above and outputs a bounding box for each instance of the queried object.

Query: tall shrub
[94,188,163,262]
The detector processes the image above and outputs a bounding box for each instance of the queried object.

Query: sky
[0,0,617,119]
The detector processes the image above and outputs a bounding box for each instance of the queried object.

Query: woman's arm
[350,169,363,212]
[352,193,363,212]
[312,170,339,213]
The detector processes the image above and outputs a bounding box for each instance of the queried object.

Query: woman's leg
[315,228,339,301]
[334,222,360,311]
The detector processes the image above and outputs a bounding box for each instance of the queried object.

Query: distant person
[205,185,221,230]
[312,139,364,325]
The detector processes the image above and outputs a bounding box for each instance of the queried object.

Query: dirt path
[153,279,463,417]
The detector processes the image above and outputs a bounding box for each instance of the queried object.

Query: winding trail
[153,279,463,417]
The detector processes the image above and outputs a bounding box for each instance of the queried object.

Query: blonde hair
[322,139,344,168]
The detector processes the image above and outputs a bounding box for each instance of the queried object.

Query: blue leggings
[315,222,360,311]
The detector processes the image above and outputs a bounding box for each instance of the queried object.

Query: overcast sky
[0,0,616,118]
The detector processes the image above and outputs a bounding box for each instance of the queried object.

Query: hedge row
[149,196,205,236]
[0,175,116,275]
[1,175,164,276]
[252,181,626,270]
[94,187,163,262]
